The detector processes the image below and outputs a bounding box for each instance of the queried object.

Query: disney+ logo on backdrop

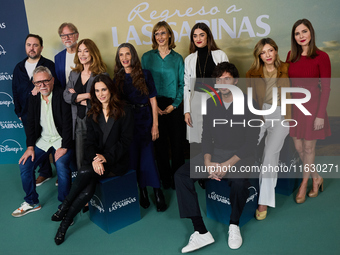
[0,92,14,107]
[0,45,6,56]
[0,139,23,154]
[90,195,105,213]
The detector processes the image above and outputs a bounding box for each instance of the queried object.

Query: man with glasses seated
[54,23,79,89]
[12,66,73,217]
[12,34,60,186]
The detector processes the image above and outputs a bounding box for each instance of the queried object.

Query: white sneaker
[228,224,242,249]
[182,231,215,253]
[12,202,41,217]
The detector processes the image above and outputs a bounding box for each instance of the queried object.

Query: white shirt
[35,92,62,151]
[25,61,38,80]
[223,101,232,110]
[65,52,76,83]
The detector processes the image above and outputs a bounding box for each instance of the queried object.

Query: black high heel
[154,188,167,212]
[139,187,150,209]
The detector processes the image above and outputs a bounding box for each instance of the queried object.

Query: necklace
[198,52,209,78]
[159,49,170,59]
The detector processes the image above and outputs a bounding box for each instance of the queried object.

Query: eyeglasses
[33,77,53,87]
[60,32,77,39]
[154,31,167,37]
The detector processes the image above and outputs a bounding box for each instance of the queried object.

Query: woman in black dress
[114,43,166,212]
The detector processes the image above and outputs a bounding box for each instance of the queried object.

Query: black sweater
[202,93,260,160]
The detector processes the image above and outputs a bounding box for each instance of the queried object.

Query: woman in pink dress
[286,19,331,203]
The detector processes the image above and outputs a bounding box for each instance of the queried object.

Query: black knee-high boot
[54,179,97,245]
[51,198,70,221]
[54,216,73,245]
[52,165,95,222]
[54,201,88,245]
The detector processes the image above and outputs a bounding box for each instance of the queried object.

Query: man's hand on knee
[19,146,35,165]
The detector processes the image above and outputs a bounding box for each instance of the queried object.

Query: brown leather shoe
[36,176,51,186]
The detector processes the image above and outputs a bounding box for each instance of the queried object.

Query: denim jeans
[21,115,53,179]
[19,146,73,204]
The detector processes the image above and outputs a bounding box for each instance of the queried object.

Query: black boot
[54,217,73,245]
[154,188,167,212]
[139,187,150,209]
[51,199,70,221]
[54,182,95,245]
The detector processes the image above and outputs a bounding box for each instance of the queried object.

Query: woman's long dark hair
[113,43,148,95]
[189,23,219,54]
[87,74,125,122]
[288,18,319,62]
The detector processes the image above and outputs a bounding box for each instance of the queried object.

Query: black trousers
[64,164,115,219]
[154,97,185,186]
[175,151,251,225]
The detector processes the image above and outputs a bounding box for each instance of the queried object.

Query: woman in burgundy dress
[286,19,331,204]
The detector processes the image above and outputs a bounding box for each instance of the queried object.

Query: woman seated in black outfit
[52,74,134,245]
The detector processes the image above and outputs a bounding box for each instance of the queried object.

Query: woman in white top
[184,22,228,144]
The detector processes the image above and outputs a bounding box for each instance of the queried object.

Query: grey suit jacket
[63,71,109,139]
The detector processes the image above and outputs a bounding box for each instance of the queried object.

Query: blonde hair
[249,38,281,71]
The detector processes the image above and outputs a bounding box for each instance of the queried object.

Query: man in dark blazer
[12,66,73,217]
[12,34,60,185]
[54,23,79,88]
[54,23,79,180]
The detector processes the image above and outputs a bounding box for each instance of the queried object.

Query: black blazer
[26,85,73,149]
[84,105,134,176]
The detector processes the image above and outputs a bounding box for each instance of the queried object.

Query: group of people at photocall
[10,18,331,251]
